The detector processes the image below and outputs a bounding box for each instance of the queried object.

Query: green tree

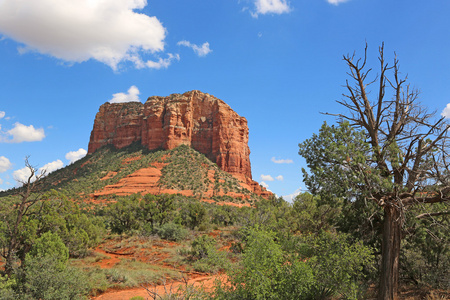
[299,232,374,299]
[26,232,68,271]
[292,192,340,234]
[299,44,450,299]
[19,255,89,299]
[0,187,103,283]
[140,193,176,231]
[0,158,46,274]
[3,232,90,299]
[401,203,449,288]
[180,200,207,230]
[215,228,313,300]
[106,194,141,234]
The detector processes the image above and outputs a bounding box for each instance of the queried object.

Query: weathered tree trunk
[379,204,402,300]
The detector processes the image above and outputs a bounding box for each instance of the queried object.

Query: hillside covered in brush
[1,143,270,205]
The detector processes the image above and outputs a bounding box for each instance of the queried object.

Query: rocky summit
[88,90,253,179]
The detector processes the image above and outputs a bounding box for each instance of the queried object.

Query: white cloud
[260,181,269,188]
[276,175,283,181]
[40,160,64,174]
[441,103,450,118]
[65,148,87,164]
[4,122,45,143]
[130,53,180,69]
[13,166,33,183]
[327,0,350,5]
[177,40,212,57]
[252,0,291,17]
[13,159,64,184]
[110,86,141,103]
[13,159,64,183]
[271,157,293,164]
[0,0,167,70]
[0,111,5,119]
[282,188,302,202]
[0,156,12,173]
[261,174,274,181]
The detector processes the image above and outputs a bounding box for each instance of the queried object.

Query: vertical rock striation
[88,90,253,179]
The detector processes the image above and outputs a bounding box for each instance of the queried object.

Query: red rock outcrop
[88,90,253,179]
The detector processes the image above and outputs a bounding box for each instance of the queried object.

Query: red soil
[92,274,226,300]
[101,171,118,181]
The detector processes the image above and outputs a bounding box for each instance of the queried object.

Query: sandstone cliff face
[88,91,253,179]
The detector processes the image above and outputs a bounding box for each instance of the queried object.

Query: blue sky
[1,0,450,200]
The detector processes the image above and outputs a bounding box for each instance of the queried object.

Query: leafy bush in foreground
[214,228,373,300]
[2,232,90,299]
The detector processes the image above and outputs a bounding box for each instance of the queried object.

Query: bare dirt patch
[93,274,225,300]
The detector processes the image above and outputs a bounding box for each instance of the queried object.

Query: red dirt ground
[93,274,225,300]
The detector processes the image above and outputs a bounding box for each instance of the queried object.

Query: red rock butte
[88,90,253,179]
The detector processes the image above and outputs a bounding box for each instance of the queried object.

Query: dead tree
[1,157,46,275]
[328,43,450,299]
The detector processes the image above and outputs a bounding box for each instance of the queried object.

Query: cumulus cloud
[110,86,141,103]
[13,159,63,184]
[65,148,87,164]
[0,156,12,173]
[327,0,350,5]
[0,0,168,70]
[40,160,64,174]
[3,122,45,143]
[177,41,212,57]
[271,157,293,164]
[276,175,283,181]
[13,166,33,183]
[441,103,450,118]
[282,188,302,202]
[260,181,269,189]
[131,53,180,69]
[0,111,5,119]
[252,0,291,17]
[261,174,274,181]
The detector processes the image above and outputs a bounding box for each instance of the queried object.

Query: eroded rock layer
[88,91,252,178]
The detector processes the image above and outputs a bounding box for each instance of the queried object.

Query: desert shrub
[236,197,294,235]
[107,193,183,236]
[0,190,104,273]
[15,255,89,300]
[62,211,105,258]
[179,201,207,230]
[401,204,449,289]
[190,235,228,274]
[84,268,110,296]
[214,228,314,300]
[214,228,373,300]
[9,234,89,299]
[291,192,341,234]
[140,193,177,231]
[155,222,188,242]
[190,235,216,259]
[210,205,238,226]
[191,244,228,274]
[0,275,16,299]
[107,194,141,234]
[298,231,374,299]
[27,232,69,271]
